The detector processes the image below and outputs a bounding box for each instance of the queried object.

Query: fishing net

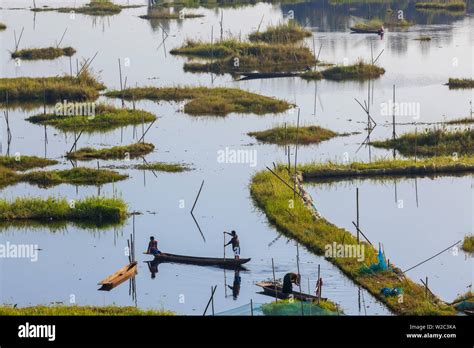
[260,300,340,316]
[216,303,265,316]
[359,249,389,274]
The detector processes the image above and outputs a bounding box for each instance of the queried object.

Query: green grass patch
[353,19,383,31]
[248,21,312,43]
[415,1,466,11]
[0,69,105,102]
[0,305,173,315]
[27,104,156,132]
[32,0,142,16]
[248,125,339,145]
[371,128,474,157]
[0,196,127,223]
[21,167,128,187]
[170,38,316,74]
[11,47,76,60]
[106,86,292,116]
[0,155,57,171]
[299,70,323,80]
[446,117,474,125]
[250,168,456,315]
[134,162,190,172]
[66,143,155,161]
[299,156,474,180]
[447,78,474,89]
[461,235,474,253]
[261,299,340,316]
[139,12,204,19]
[321,60,385,81]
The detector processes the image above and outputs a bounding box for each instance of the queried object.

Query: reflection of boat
[256,281,326,301]
[98,262,137,291]
[350,27,384,35]
[145,252,250,269]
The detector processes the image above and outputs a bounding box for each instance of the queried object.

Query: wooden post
[250,299,254,316]
[293,108,300,200]
[356,188,360,243]
[211,286,215,315]
[317,264,321,303]
[296,243,304,316]
[271,258,277,302]
[392,85,396,140]
[223,233,226,260]
[425,276,428,299]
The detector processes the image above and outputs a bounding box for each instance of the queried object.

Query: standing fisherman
[224,230,240,260]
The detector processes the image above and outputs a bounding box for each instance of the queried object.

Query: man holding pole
[224,230,240,260]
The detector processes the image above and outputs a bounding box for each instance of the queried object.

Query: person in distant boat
[147,236,162,255]
[224,230,240,260]
[378,25,385,35]
[282,272,301,297]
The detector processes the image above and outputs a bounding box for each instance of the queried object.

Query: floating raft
[145,252,250,269]
[350,27,384,34]
[98,262,137,291]
[256,281,326,301]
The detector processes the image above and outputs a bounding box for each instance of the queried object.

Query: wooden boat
[98,262,137,291]
[350,27,384,35]
[256,281,326,301]
[145,252,250,269]
[237,71,300,81]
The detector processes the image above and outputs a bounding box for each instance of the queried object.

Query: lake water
[0,0,472,315]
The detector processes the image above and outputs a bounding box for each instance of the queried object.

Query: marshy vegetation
[415,1,466,11]
[32,0,142,16]
[261,299,340,316]
[0,305,173,315]
[0,155,57,171]
[170,38,316,74]
[0,22,6,30]
[248,21,312,43]
[0,69,105,102]
[106,86,292,116]
[135,162,190,172]
[319,60,385,81]
[11,47,76,60]
[461,235,474,253]
[27,104,156,132]
[250,168,455,315]
[0,196,127,223]
[139,11,204,19]
[299,156,474,180]
[66,143,155,161]
[248,125,339,145]
[447,78,474,89]
[371,128,474,157]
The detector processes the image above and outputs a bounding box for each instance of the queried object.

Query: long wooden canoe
[98,262,137,291]
[256,281,326,301]
[350,27,384,34]
[145,252,250,269]
[238,71,300,81]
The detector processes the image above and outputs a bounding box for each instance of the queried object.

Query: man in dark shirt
[224,230,240,260]
[282,272,300,296]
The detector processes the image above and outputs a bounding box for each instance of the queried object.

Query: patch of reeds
[415,1,466,11]
[32,0,142,16]
[447,78,474,89]
[321,60,385,81]
[11,47,76,60]
[248,125,339,145]
[248,21,312,43]
[0,155,57,171]
[461,235,474,253]
[106,86,292,116]
[0,305,173,315]
[66,143,155,161]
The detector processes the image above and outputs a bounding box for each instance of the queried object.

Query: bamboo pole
[296,243,304,316]
[356,188,360,243]
[271,258,277,302]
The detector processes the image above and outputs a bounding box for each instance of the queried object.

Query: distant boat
[350,27,384,35]
[256,281,326,301]
[145,252,250,269]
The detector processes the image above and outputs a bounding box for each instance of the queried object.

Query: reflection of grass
[321,60,385,81]
[27,104,156,132]
[66,143,155,161]
[371,128,474,156]
[261,299,340,316]
[250,168,455,315]
[300,156,474,180]
[300,70,323,80]
[135,162,190,172]
[32,0,142,16]
[0,196,127,223]
[106,86,292,116]
[0,305,173,315]
[139,12,204,19]
[170,39,316,74]
[12,47,76,60]
[249,21,312,43]
[447,78,474,89]
[461,235,474,253]
[0,155,57,171]
[0,69,105,102]
[414,36,432,41]
[0,219,123,232]
[416,1,466,11]
[248,125,338,145]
